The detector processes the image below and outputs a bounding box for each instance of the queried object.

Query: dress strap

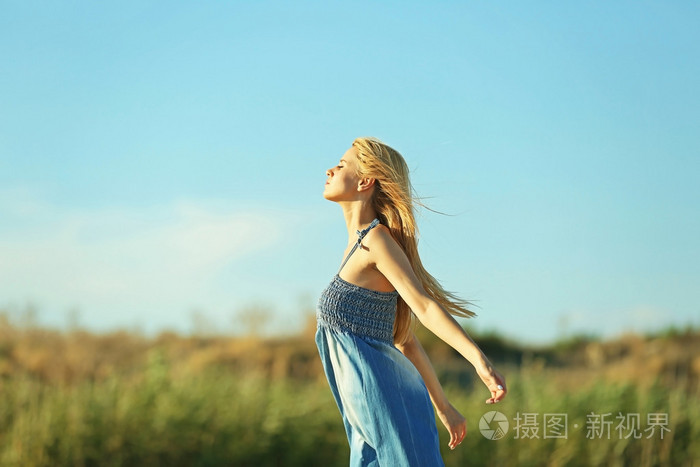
[337,218,380,274]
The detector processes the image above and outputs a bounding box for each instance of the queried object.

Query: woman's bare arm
[370,227,507,403]
[396,332,466,449]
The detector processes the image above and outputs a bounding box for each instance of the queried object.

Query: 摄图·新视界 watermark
[479,411,671,441]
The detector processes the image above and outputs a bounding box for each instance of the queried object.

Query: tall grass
[0,316,698,466]
[0,355,697,466]
[0,351,347,466]
[438,363,699,467]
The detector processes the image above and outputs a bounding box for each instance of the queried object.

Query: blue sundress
[316,219,444,466]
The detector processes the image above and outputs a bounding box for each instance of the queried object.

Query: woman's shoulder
[367,222,391,238]
[365,223,400,250]
[364,223,410,268]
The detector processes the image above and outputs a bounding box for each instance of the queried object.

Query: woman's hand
[437,402,467,450]
[477,363,507,404]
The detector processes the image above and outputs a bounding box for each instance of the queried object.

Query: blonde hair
[352,137,476,345]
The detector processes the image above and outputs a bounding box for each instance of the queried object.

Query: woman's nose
[326,168,333,176]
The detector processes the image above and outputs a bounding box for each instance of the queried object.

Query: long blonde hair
[352,137,476,345]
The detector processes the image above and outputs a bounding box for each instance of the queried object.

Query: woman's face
[323,146,361,202]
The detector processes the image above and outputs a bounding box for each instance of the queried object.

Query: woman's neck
[339,201,378,242]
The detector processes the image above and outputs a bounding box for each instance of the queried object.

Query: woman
[316,137,507,466]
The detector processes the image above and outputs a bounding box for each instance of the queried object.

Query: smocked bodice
[317,274,398,344]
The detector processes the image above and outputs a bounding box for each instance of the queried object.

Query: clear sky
[1,1,698,344]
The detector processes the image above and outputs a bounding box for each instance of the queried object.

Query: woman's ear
[357,177,376,192]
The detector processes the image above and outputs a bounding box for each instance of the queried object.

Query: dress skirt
[315,323,444,467]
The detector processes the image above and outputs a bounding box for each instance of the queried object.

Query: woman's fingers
[449,424,467,449]
[493,381,507,402]
[439,402,467,449]
[484,370,507,404]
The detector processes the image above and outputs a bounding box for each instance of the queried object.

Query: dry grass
[0,310,697,466]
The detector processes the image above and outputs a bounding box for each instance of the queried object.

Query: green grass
[0,351,697,466]
[437,366,699,467]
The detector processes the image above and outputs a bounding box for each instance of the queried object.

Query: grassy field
[0,313,698,466]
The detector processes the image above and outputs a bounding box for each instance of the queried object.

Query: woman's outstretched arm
[370,227,507,404]
[396,332,466,449]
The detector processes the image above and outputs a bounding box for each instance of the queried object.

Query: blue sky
[1,1,698,344]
